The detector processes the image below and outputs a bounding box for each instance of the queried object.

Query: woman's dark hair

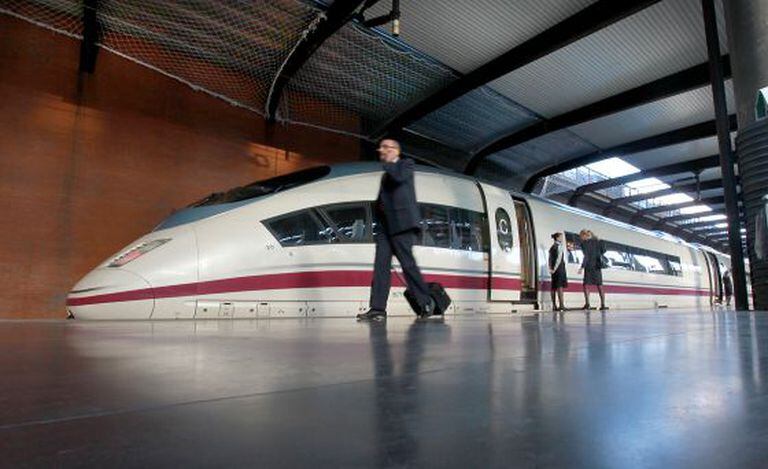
[551,232,561,240]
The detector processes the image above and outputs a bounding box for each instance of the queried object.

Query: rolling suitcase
[404,282,452,316]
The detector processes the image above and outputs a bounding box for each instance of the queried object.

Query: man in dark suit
[357,139,434,320]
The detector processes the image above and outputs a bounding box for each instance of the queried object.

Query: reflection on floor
[2,309,768,467]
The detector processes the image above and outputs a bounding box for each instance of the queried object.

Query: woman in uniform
[578,229,607,311]
[548,232,568,311]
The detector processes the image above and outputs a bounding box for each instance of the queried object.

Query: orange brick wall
[0,16,361,318]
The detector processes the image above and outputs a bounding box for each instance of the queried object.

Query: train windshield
[189,166,331,207]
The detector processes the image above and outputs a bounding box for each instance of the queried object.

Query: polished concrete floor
[2,310,768,468]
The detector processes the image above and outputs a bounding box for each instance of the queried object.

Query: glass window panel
[668,257,682,276]
[565,233,682,276]
[322,204,369,243]
[604,241,633,270]
[450,208,487,252]
[266,210,335,247]
[420,204,451,249]
[634,253,666,274]
[565,232,583,265]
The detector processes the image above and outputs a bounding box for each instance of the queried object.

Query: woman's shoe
[580,304,591,310]
[599,305,609,311]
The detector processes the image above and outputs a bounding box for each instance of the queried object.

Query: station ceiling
[1,0,738,251]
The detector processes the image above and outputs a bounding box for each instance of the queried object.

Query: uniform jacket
[581,238,606,271]
[548,242,565,273]
[377,158,421,235]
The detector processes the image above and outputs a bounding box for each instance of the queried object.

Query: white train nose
[67,268,155,319]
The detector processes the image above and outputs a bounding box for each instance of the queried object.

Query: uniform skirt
[551,266,568,289]
[583,266,603,285]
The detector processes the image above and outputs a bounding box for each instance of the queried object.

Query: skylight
[682,214,727,223]
[679,205,713,215]
[579,157,713,215]
[626,177,669,195]
[650,193,693,205]
[585,157,639,178]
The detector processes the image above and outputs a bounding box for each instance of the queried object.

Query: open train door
[513,198,538,302]
[477,183,535,302]
[703,251,722,305]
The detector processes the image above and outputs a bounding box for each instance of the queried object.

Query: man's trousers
[369,229,431,312]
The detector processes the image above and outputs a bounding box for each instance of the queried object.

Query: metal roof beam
[636,195,725,217]
[397,130,470,169]
[466,56,731,174]
[642,208,725,229]
[566,154,721,204]
[605,178,727,208]
[673,218,733,233]
[630,215,718,248]
[637,203,742,235]
[696,227,732,236]
[651,207,729,228]
[378,0,660,138]
[525,115,737,194]
[576,193,717,248]
[265,0,376,122]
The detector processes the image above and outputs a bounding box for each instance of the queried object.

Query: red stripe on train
[67,270,709,307]
[67,271,511,306]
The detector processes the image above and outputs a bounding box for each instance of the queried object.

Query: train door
[478,183,526,301]
[704,251,722,304]
[513,199,537,301]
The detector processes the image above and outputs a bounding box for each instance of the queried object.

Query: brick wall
[0,16,361,318]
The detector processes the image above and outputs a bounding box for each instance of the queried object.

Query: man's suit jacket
[377,158,421,235]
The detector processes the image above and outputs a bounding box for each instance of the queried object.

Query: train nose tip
[67,269,155,319]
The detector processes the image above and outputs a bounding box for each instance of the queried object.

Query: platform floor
[2,310,768,468]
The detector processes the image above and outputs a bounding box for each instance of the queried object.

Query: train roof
[152,162,722,255]
[154,162,466,230]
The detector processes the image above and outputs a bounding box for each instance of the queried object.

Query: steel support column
[725,0,768,310]
[703,0,748,310]
[79,0,100,73]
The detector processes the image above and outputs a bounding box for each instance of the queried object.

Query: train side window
[450,208,487,252]
[603,241,634,271]
[566,232,683,276]
[370,202,381,237]
[632,249,667,275]
[495,208,513,252]
[420,204,451,249]
[667,256,682,276]
[320,203,370,243]
[565,232,583,265]
[264,210,336,247]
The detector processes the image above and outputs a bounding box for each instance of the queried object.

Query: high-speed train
[67,162,745,319]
